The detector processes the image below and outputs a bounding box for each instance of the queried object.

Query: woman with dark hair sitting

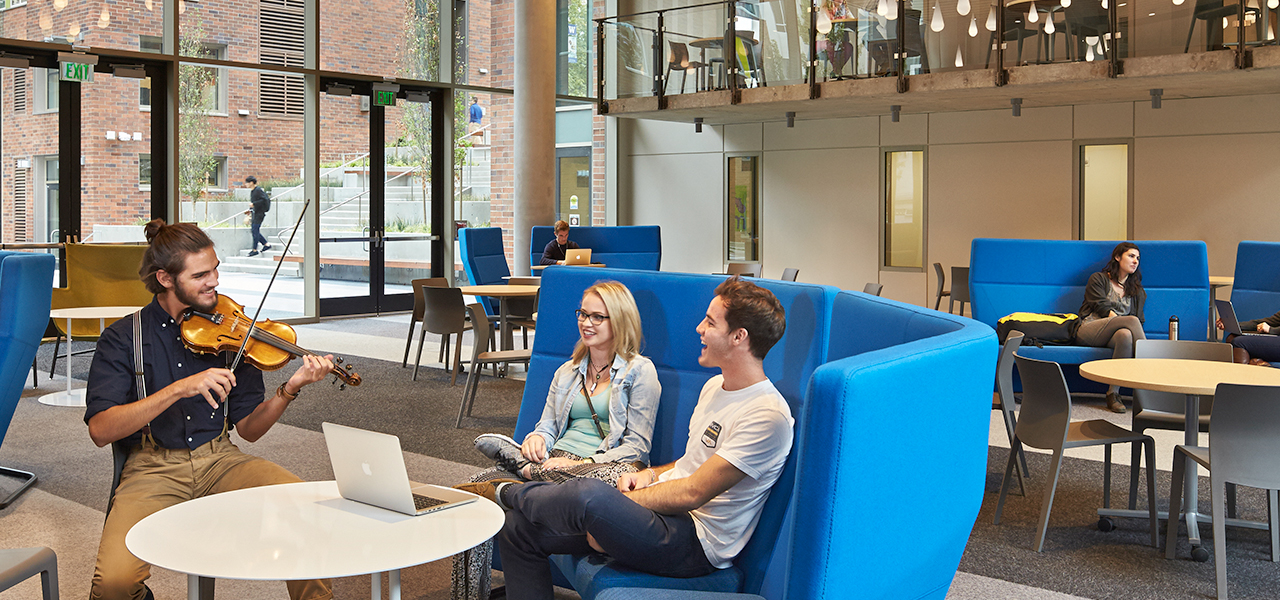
[1076,242,1147,413]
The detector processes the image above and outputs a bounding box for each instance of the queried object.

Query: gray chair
[995,332,1029,478]
[416,285,472,384]
[726,263,762,277]
[949,266,970,315]
[402,277,449,368]
[1128,340,1235,512]
[933,263,950,311]
[995,355,1159,552]
[457,303,532,428]
[1166,383,1280,600]
[780,268,799,282]
[862,282,883,296]
[0,547,58,600]
[506,277,540,350]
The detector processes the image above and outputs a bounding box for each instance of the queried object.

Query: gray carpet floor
[6,317,1279,599]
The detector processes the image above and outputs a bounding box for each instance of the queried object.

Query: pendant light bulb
[958,0,971,15]
[1044,12,1055,33]
[1101,0,1108,9]
[969,16,979,36]
[145,0,153,10]
[98,8,110,28]
[986,6,998,30]
[817,9,833,34]
[1270,0,1278,9]
[955,46,965,67]
[931,1,946,31]
[1062,0,1071,6]
[877,0,889,16]
[1086,44,1096,61]
[1269,21,1276,39]
[1028,2,1039,22]
[53,0,66,11]
[887,0,898,20]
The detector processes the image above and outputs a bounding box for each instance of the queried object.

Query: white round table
[40,306,145,407]
[1080,358,1280,548]
[126,480,504,600]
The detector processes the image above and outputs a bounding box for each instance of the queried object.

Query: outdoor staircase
[220,247,302,277]
[321,206,366,230]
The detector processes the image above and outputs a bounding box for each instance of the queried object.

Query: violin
[180,294,362,388]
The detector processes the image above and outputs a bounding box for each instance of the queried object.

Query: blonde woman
[466,280,660,485]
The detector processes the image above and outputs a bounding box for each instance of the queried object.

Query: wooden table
[531,263,606,271]
[459,285,539,351]
[40,306,146,407]
[126,481,503,600]
[689,31,757,89]
[1080,358,1280,550]
[1210,276,1235,341]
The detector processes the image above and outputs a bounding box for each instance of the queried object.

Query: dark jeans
[497,478,716,600]
[1231,334,1280,363]
[250,216,267,250]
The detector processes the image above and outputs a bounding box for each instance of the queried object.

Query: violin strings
[220,316,349,376]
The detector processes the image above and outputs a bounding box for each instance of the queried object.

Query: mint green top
[552,386,612,458]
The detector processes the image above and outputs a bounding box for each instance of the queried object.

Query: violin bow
[230,198,311,373]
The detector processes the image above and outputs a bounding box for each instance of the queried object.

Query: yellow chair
[46,244,152,377]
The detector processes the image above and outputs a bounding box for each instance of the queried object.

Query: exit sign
[60,61,94,83]
[372,89,397,107]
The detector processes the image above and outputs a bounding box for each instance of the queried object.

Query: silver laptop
[564,248,592,265]
[323,422,477,516]
[1215,299,1270,337]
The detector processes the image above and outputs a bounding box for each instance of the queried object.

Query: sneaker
[454,478,520,508]
[1106,392,1127,414]
[474,433,529,473]
[262,244,272,251]
[247,250,260,257]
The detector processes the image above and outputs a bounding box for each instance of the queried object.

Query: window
[726,155,759,263]
[259,0,305,117]
[883,149,925,270]
[139,154,152,188]
[33,68,57,113]
[141,36,228,113]
[205,156,228,189]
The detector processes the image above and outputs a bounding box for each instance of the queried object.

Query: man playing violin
[85,220,334,600]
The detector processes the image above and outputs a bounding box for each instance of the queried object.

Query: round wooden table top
[1210,275,1234,287]
[1080,358,1280,396]
[458,284,539,297]
[49,306,145,320]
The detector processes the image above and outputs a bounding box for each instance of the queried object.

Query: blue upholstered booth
[970,239,1209,369]
[1230,241,1280,323]
[0,251,56,507]
[458,227,510,314]
[498,267,996,600]
[529,226,661,271]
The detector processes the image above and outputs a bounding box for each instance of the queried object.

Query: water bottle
[1169,315,1179,341]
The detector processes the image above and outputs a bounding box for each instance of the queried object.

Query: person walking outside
[244,176,272,256]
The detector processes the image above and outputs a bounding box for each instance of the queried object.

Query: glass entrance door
[556,147,591,226]
[318,85,439,316]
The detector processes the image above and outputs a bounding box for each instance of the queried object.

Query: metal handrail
[272,162,424,248]
[201,152,372,231]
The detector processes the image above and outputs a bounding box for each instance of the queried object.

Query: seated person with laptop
[540,220,581,265]
[1216,299,1280,367]
[461,277,794,600]
[85,220,335,600]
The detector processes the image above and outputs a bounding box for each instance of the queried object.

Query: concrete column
[514,0,557,276]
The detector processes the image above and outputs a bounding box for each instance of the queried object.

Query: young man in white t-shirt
[481,277,794,600]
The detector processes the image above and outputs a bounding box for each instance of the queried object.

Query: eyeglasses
[575,309,610,326]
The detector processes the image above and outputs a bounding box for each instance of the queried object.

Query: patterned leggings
[452,450,640,600]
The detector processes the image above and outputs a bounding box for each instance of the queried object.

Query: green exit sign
[60,61,94,83]
[372,89,397,107]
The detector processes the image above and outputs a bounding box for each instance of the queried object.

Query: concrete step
[221,252,301,277]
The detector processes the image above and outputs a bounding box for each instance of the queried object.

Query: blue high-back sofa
[500,267,996,600]
[529,225,661,271]
[1230,241,1280,322]
[0,251,56,507]
[458,227,510,314]
[970,238,1209,392]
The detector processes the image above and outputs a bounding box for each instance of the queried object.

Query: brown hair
[571,281,644,364]
[714,276,786,360]
[1102,241,1145,301]
[554,220,570,233]
[138,220,215,294]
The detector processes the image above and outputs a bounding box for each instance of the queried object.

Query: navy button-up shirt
[84,298,266,450]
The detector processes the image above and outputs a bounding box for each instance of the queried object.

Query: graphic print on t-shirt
[701,422,722,448]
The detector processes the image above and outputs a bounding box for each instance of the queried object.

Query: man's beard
[174,283,218,313]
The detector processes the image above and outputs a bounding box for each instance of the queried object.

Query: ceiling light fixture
[326,83,354,96]
[786,111,796,128]
[1150,88,1163,109]
[1011,97,1023,117]
[694,117,704,133]
[890,105,901,122]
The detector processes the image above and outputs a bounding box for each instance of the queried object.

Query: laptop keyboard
[413,494,447,511]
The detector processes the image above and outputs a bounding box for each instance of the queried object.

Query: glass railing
[594,0,1271,102]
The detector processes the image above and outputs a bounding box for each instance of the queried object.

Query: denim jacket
[528,353,660,466]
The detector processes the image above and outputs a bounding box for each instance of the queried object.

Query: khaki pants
[90,435,333,600]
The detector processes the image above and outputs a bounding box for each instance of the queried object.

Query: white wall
[616,93,1280,305]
